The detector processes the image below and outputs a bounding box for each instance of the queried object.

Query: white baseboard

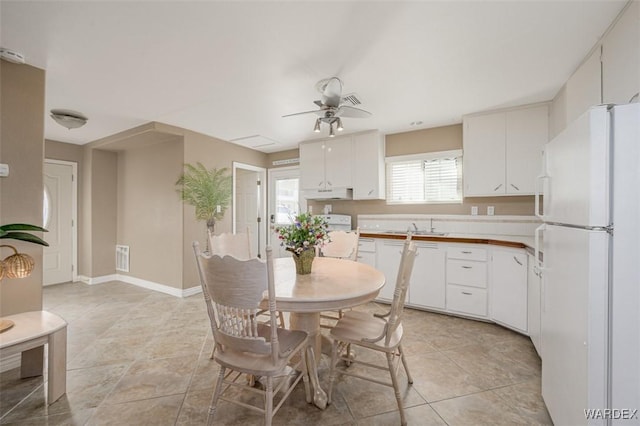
[81,274,202,298]
[0,353,20,373]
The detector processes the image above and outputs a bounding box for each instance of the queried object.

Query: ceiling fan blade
[282,109,325,118]
[319,77,343,108]
[335,105,371,118]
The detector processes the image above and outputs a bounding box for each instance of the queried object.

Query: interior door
[233,163,266,258]
[268,166,306,258]
[43,161,75,285]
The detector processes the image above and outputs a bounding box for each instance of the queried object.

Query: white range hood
[303,187,353,200]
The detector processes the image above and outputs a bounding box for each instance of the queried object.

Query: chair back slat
[385,237,417,346]
[193,242,280,360]
[320,228,360,261]
[209,228,253,260]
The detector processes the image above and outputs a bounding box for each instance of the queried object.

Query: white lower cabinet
[376,239,406,302]
[446,245,488,318]
[357,237,376,268]
[447,285,488,317]
[491,247,528,333]
[408,243,446,310]
[362,237,532,338]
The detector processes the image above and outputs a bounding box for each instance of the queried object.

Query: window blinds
[386,152,462,204]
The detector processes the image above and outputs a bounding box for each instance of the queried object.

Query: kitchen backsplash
[357,214,541,237]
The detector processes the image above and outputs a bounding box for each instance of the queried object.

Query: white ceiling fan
[283,77,371,136]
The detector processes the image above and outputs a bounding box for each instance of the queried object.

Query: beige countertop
[360,231,537,254]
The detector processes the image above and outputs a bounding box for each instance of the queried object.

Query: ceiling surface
[0,1,628,153]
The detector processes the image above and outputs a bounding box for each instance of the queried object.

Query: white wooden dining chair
[327,235,417,426]
[319,228,360,261]
[208,228,253,259]
[319,228,360,328]
[193,242,312,426]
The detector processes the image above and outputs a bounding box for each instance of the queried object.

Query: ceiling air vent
[341,93,361,106]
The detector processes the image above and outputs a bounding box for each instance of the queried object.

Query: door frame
[232,162,267,256]
[44,158,78,284]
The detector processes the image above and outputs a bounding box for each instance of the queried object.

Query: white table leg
[289,312,327,409]
[47,326,67,404]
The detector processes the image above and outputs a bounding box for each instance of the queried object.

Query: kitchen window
[386,150,463,204]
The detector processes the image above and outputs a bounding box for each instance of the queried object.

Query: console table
[0,311,67,404]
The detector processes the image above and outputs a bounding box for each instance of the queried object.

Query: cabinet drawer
[447,247,487,261]
[447,285,488,317]
[446,259,487,288]
[358,238,376,253]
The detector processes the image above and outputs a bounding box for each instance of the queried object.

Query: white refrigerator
[535,103,639,426]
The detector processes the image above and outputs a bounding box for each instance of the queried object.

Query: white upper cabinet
[463,112,506,196]
[352,131,385,200]
[299,130,385,199]
[505,106,549,194]
[463,104,548,197]
[299,136,352,190]
[602,0,639,105]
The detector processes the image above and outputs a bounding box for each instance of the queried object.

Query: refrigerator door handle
[535,174,549,219]
[534,224,547,312]
[534,224,545,268]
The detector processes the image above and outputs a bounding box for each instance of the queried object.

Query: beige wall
[182,128,268,289]
[117,138,184,288]
[91,149,118,277]
[0,62,45,316]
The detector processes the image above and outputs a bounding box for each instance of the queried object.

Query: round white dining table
[272,256,385,409]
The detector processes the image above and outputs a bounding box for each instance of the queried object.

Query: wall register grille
[116,245,130,272]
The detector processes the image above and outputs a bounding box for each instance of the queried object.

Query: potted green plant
[176,162,232,247]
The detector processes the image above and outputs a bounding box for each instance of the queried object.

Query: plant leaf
[0,223,48,232]
[0,232,49,246]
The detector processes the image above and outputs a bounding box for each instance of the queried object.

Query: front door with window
[268,166,306,258]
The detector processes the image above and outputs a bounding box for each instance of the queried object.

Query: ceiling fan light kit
[283,77,371,135]
[50,109,88,129]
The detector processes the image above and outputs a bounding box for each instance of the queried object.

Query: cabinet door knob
[494,183,503,191]
[461,266,472,269]
[462,291,472,296]
[513,256,523,266]
[510,183,520,191]
[461,251,472,254]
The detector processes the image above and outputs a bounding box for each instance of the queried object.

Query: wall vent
[116,245,130,272]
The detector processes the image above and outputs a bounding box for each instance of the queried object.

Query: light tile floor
[0,281,553,425]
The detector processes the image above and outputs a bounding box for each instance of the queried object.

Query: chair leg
[386,352,407,426]
[207,366,226,426]
[278,311,286,328]
[327,340,340,405]
[265,376,273,426]
[398,343,413,384]
[299,345,312,403]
